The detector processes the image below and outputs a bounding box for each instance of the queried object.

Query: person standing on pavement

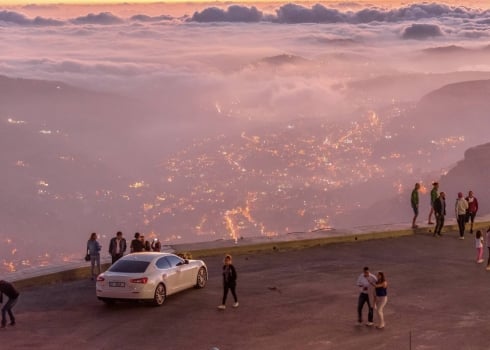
[475,230,484,264]
[151,238,161,252]
[357,266,377,326]
[130,232,144,253]
[411,183,421,229]
[433,191,446,237]
[87,232,101,280]
[465,191,479,234]
[217,254,239,310]
[455,192,469,240]
[108,231,127,264]
[374,271,388,329]
[428,182,439,225]
[0,280,19,328]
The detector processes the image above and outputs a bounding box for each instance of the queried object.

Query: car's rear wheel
[153,283,166,306]
[196,267,207,288]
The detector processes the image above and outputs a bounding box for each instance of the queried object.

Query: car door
[164,255,188,292]
[155,257,179,294]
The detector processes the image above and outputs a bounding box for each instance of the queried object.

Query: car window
[156,257,171,269]
[165,255,184,267]
[109,260,150,273]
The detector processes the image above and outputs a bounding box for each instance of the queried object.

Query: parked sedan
[96,252,208,306]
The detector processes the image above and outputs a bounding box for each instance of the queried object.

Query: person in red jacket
[466,191,479,234]
[0,280,20,328]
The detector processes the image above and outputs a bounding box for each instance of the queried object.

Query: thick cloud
[275,3,345,24]
[130,14,173,22]
[402,23,443,39]
[0,10,63,26]
[71,12,124,25]
[3,3,490,26]
[191,5,263,23]
[190,3,490,24]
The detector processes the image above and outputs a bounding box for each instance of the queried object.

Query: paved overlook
[3,228,490,350]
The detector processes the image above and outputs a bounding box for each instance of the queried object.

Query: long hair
[377,271,385,283]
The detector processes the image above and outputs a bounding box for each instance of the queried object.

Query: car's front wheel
[153,283,166,306]
[195,267,207,288]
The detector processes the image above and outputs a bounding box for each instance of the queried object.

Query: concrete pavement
[2,223,490,349]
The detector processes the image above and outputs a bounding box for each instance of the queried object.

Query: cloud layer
[2,3,490,26]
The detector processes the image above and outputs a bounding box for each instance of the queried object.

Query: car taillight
[129,277,148,284]
[96,276,105,282]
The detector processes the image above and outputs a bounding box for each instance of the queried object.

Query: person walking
[108,231,127,264]
[87,232,101,280]
[411,183,421,229]
[356,266,377,326]
[466,191,479,234]
[0,280,19,328]
[428,182,439,224]
[455,192,469,240]
[217,254,239,310]
[475,230,484,264]
[374,271,388,329]
[433,191,446,237]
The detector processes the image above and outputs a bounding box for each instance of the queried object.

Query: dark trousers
[222,283,237,305]
[457,214,466,237]
[111,253,124,264]
[435,214,445,235]
[357,293,373,323]
[1,297,18,325]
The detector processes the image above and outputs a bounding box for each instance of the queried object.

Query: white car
[96,252,208,306]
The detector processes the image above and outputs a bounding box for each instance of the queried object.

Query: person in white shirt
[108,231,127,264]
[455,192,469,240]
[356,266,377,326]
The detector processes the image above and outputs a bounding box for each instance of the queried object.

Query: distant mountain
[343,72,490,103]
[414,79,490,139]
[250,54,309,68]
[421,45,468,55]
[439,142,490,209]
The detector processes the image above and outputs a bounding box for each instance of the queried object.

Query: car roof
[119,252,178,263]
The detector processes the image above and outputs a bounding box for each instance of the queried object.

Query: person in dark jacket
[433,192,446,237]
[217,254,238,310]
[130,232,144,253]
[108,231,127,264]
[466,191,479,234]
[0,280,20,328]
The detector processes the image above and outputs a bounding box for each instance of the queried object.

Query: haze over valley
[1,1,490,273]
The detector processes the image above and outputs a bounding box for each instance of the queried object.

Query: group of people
[356,266,388,329]
[129,232,162,255]
[411,182,479,239]
[86,231,163,280]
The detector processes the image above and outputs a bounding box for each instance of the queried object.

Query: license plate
[109,282,125,287]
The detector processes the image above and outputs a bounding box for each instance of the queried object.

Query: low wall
[12,220,490,290]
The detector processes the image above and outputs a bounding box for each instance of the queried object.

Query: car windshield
[109,260,150,273]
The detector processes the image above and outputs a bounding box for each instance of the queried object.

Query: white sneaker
[366,322,374,326]
[233,302,239,308]
[486,266,490,271]
[477,259,484,264]
[459,237,464,240]
[217,305,226,310]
